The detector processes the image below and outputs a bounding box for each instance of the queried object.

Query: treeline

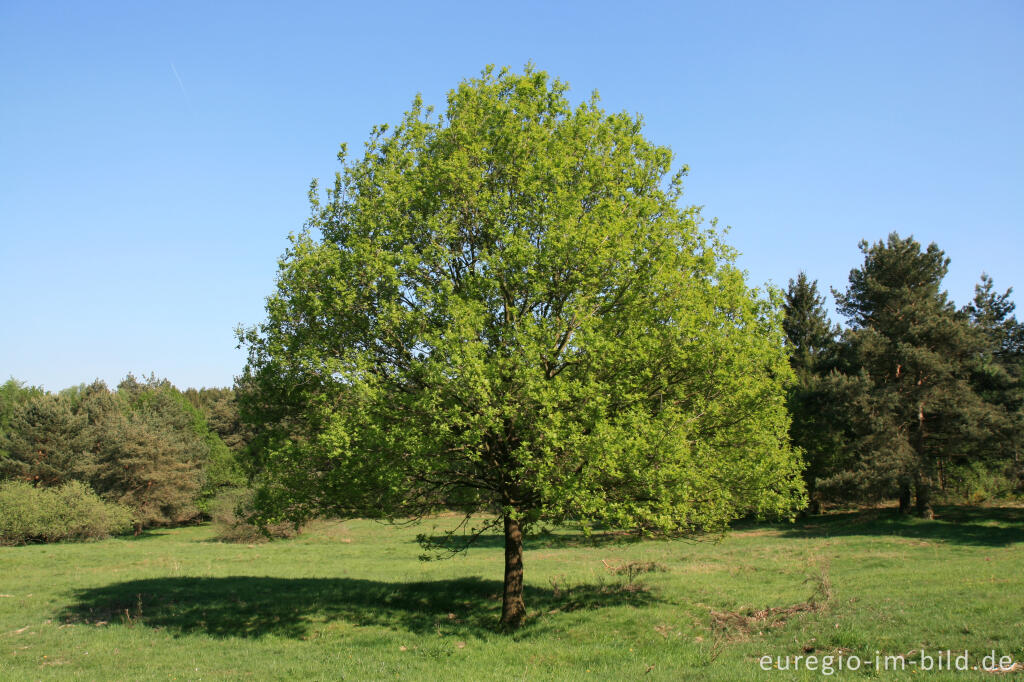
[1,232,1020,543]
[784,233,1023,515]
[0,375,250,542]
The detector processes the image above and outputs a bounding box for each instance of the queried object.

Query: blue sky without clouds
[1,1,1021,391]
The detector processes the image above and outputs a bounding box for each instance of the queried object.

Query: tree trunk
[914,401,934,519]
[500,515,525,629]
[133,520,143,537]
[915,465,935,519]
[898,484,912,514]
[915,482,934,519]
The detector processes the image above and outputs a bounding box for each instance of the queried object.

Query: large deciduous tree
[238,66,804,628]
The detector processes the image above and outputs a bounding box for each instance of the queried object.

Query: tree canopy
[238,65,804,628]
[0,393,89,486]
[962,274,1024,487]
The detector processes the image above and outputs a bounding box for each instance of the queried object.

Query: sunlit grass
[1,506,1022,680]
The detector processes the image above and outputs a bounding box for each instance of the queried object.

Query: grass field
[1,507,1022,680]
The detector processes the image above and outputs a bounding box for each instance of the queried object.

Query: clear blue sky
[2,1,1021,391]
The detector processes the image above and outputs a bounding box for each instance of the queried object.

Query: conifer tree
[0,394,90,486]
[183,387,251,453]
[961,274,1023,491]
[827,233,997,516]
[966,274,1024,360]
[86,376,216,530]
[0,379,45,444]
[782,273,840,512]
[89,410,202,533]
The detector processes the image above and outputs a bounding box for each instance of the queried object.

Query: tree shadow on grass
[62,575,658,639]
[780,506,1024,547]
[128,529,179,540]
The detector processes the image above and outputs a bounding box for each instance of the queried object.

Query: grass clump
[601,559,668,583]
[0,479,133,544]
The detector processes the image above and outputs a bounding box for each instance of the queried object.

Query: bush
[939,460,1022,504]
[210,487,301,543]
[0,480,134,545]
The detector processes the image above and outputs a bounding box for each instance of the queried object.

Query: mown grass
[1,506,1022,680]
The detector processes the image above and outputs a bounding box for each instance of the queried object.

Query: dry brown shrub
[210,488,301,543]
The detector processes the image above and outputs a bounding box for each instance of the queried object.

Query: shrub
[0,480,133,545]
[210,487,300,543]
[939,460,1022,504]
[0,480,45,543]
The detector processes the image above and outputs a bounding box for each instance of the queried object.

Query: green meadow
[1,507,1022,680]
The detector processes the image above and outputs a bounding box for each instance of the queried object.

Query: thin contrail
[170,62,188,99]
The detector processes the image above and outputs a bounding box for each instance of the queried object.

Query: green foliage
[783,272,838,377]
[81,375,239,524]
[0,479,133,545]
[0,392,91,486]
[65,380,120,428]
[962,274,1023,477]
[0,377,45,441]
[167,388,244,511]
[67,376,208,527]
[939,458,1021,503]
[965,273,1024,360]
[197,440,245,513]
[241,65,803,529]
[239,65,804,624]
[179,387,248,512]
[183,387,252,453]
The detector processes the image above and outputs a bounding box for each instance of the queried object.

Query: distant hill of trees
[0,375,248,538]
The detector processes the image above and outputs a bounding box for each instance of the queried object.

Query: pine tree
[782,273,840,512]
[0,378,45,442]
[0,394,90,486]
[784,273,838,375]
[183,387,251,453]
[827,233,998,517]
[965,274,1024,359]
[85,376,209,530]
[961,274,1023,492]
[89,410,202,533]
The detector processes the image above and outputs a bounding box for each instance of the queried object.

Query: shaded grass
[780,505,1024,546]
[0,505,1022,680]
[63,576,657,638]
